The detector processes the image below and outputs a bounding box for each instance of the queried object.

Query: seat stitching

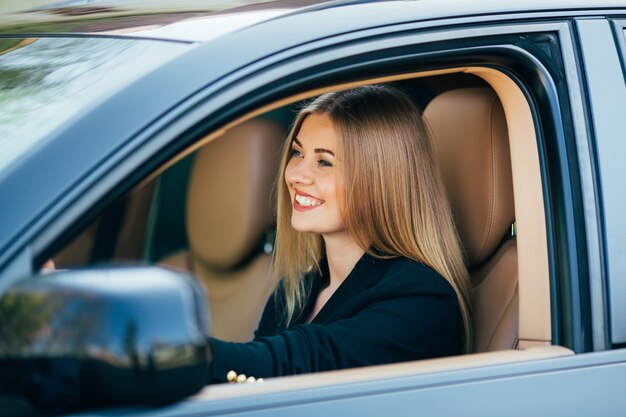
[479,96,499,261]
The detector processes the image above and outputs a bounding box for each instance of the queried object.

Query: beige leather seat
[161,119,284,342]
[424,87,518,352]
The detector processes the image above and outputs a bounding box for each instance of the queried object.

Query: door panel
[121,349,626,417]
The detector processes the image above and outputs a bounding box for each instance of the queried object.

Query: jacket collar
[295,252,396,325]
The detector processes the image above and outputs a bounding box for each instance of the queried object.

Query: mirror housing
[0,266,211,412]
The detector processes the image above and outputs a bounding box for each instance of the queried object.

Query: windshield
[0,36,189,172]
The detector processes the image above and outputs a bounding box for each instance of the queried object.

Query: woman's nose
[285,159,314,185]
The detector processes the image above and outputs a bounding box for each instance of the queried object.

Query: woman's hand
[42,259,56,271]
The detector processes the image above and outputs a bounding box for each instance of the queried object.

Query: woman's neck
[322,232,365,289]
[305,233,364,324]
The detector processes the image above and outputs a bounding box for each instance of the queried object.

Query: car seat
[424,87,518,352]
[161,119,284,342]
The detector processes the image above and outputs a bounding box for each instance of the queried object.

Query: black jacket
[209,253,462,382]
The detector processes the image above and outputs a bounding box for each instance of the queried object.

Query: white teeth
[296,194,322,207]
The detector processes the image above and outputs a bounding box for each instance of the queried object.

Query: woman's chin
[290,221,315,233]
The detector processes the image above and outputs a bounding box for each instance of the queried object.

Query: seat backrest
[161,118,284,342]
[424,87,518,352]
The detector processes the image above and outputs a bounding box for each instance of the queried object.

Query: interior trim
[466,67,551,345]
[194,345,573,401]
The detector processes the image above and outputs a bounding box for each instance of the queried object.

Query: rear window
[0,36,189,172]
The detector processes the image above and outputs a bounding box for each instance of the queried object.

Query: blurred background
[1,1,50,13]
[0,1,107,14]
[3,1,56,13]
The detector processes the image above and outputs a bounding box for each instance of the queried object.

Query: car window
[50,73,518,346]
[0,37,189,173]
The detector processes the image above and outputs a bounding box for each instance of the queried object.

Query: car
[0,0,625,415]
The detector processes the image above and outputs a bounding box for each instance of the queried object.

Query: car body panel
[576,18,626,346]
[66,348,626,416]
[558,19,609,352]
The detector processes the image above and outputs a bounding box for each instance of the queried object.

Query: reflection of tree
[42,295,105,352]
[0,66,46,90]
[0,283,209,383]
[0,42,46,93]
[0,38,36,57]
[0,291,51,352]
[0,36,133,115]
[0,36,138,171]
[124,319,139,368]
[0,287,108,357]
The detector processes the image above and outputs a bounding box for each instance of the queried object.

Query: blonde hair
[274,85,472,351]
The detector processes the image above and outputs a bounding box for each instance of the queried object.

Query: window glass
[0,37,189,172]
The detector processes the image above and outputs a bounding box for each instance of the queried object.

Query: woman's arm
[209,271,461,382]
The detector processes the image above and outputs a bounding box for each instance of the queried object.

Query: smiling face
[284,112,345,237]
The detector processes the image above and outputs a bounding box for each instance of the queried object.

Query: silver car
[0,0,625,415]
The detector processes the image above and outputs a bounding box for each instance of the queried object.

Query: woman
[209,85,471,383]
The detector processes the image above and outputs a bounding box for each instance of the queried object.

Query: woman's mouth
[293,191,324,211]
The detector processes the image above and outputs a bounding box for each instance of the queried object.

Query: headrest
[187,119,284,270]
[424,87,514,267]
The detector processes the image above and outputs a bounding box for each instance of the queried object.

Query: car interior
[47,66,574,395]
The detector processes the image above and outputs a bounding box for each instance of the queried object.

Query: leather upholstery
[187,120,284,270]
[161,119,284,342]
[424,88,514,267]
[471,239,519,352]
[424,87,518,352]
[164,250,275,342]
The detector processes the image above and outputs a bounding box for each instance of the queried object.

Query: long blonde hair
[274,85,472,351]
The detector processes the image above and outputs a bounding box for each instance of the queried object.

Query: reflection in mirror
[0,266,211,413]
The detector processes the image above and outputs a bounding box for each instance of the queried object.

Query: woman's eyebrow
[315,148,335,156]
[292,138,335,156]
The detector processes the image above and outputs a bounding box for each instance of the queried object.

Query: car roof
[1,0,625,43]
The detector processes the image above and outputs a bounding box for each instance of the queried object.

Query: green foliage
[0,291,49,352]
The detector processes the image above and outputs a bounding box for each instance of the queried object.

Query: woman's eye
[289,149,303,159]
[318,159,333,168]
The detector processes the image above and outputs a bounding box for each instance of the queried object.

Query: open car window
[46,56,558,361]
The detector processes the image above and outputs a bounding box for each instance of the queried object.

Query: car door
[127,11,625,417]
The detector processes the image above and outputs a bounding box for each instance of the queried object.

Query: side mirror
[0,266,211,413]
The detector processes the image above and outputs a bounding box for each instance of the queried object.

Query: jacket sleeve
[208,271,462,383]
